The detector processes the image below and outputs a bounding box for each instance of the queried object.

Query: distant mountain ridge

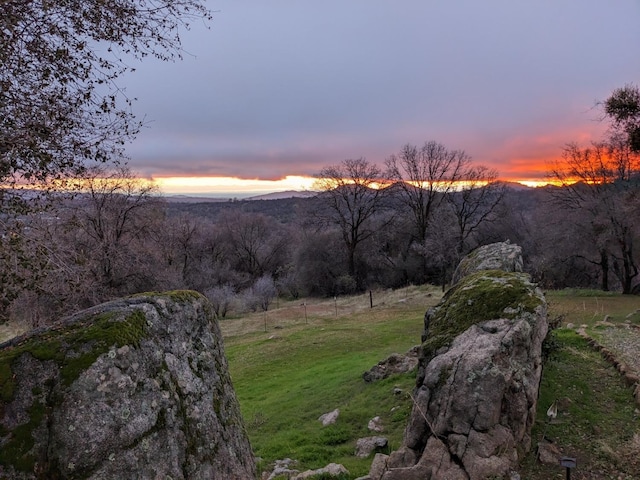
[245,190,317,200]
[163,190,317,203]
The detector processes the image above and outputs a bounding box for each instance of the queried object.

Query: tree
[603,84,640,153]
[0,1,210,321]
[445,166,506,256]
[315,158,387,287]
[204,284,236,319]
[385,141,470,245]
[1,0,210,193]
[240,275,277,312]
[64,166,163,295]
[220,211,290,282]
[549,140,640,293]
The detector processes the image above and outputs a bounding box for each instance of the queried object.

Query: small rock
[292,463,349,479]
[537,441,562,465]
[362,350,419,383]
[267,458,299,480]
[355,436,388,458]
[368,416,384,432]
[318,408,340,426]
[393,387,403,395]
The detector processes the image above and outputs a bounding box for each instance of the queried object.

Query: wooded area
[2,1,639,327]
[1,159,638,327]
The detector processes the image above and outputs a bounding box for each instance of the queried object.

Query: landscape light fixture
[560,456,577,479]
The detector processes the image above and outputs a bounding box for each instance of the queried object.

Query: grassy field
[222,287,640,479]
[221,285,442,478]
[1,286,638,478]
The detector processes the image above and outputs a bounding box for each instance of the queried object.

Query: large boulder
[0,291,256,479]
[379,245,547,480]
[451,240,523,285]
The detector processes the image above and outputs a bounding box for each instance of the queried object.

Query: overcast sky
[122,1,640,193]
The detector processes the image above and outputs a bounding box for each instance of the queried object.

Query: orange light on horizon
[148,153,575,196]
[153,175,318,195]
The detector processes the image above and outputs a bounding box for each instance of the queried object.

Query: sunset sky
[122,1,640,197]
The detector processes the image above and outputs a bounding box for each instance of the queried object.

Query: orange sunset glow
[153,175,319,196]
[151,169,558,197]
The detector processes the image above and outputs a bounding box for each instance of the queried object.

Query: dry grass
[219,285,441,339]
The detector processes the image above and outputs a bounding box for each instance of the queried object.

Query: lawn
[221,285,441,478]
[222,286,640,479]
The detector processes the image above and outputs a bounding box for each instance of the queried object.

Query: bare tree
[64,166,163,294]
[315,158,387,287]
[445,166,506,256]
[549,140,640,293]
[204,284,236,319]
[220,211,289,282]
[385,141,470,245]
[0,0,210,321]
[1,0,211,195]
[241,275,277,312]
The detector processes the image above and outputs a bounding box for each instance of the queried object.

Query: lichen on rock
[421,269,545,366]
[376,243,548,480]
[450,240,523,286]
[0,291,256,479]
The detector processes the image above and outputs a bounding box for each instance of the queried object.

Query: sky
[122,1,640,197]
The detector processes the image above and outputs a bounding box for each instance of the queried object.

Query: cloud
[122,1,640,190]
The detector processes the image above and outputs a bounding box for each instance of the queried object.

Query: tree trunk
[600,249,609,292]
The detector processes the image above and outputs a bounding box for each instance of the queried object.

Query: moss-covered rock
[0,291,256,479]
[421,270,545,362]
[381,244,548,480]
[451,241,523,285]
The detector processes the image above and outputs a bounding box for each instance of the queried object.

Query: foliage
[0,0,211,189]
[604,83,640,152]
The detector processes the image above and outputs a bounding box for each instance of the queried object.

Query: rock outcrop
[0,291,256,479]
[362,347,420,383]
[376,243,547,480]
[451,240,523,285]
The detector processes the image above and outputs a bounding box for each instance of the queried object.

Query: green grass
[223,286,640,479]
[521,328,640,478]
[546,289,640,327]
[222,285,440,477]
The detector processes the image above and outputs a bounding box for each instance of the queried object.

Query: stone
[355,436,388,458]
[378,244,547,480]
[0,291,256,479]
[293,463,349,479]
[363,347,420,382]
[368,453,390,480]
[368,415,384,432]
[266,458,299,480]
[451,240,523,285]
[319,408,340,426]
[537,441,562,465]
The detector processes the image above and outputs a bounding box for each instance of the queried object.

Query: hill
[220,287,640,479]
